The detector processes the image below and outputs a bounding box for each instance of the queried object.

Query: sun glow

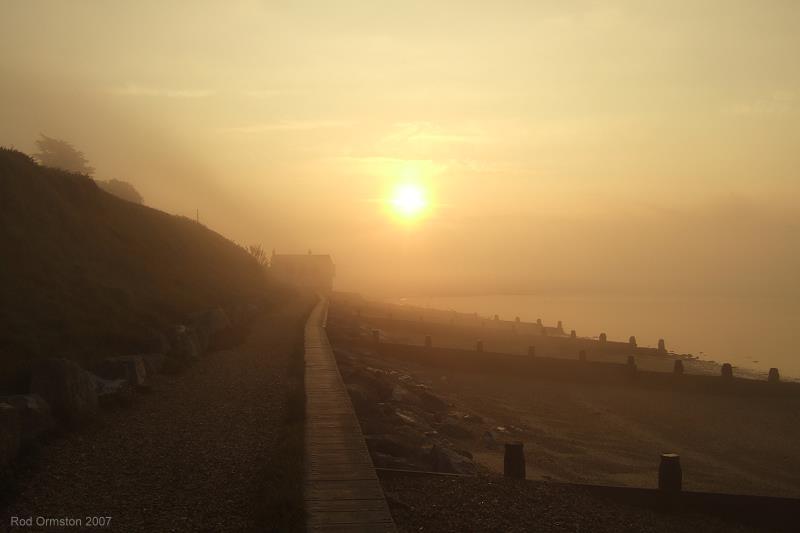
[390,183,428,219]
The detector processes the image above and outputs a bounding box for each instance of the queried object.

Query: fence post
[721,363,733,379]
[768,368,780,383]
[658,453,682,492]
[504,442,526,479]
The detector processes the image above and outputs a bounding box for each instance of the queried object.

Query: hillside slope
[0,148,270,391]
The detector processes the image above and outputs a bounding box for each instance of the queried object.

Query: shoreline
[381,293,799,382]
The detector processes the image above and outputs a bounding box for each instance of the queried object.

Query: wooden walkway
[304,298,396,532]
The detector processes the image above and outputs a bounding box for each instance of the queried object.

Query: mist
[2,1,799,343]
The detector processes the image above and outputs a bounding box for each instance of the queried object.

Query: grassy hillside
[0,148,272,392]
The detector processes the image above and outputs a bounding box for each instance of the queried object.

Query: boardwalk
[304,298,396,532]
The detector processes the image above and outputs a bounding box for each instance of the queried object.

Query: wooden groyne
[335,340,800,397]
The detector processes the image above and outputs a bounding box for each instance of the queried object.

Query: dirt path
[1,299,310,532]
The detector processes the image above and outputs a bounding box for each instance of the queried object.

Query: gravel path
[1,300,309,532]
[381,474,771,533]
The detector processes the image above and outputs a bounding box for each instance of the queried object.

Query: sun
[390,183,428,219]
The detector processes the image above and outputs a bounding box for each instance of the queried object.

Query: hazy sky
[2,1,798,296]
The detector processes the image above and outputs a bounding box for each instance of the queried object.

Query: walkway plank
[304,298,396,533]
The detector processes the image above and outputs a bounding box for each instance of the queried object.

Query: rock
[168,325,201,361]
[482,430,499,449]
[191,308,232,351]
[365,434,421,459]
[347,383,383,418]
[141,353,166,375]
[438,423,473,440]
[372,451,418,470]
[391,385,423,407]
[462,413,484,424]
[0,402,21,469]
[416,389,447,412]
[92,375,133,403]
[455,448,474,460]
[31,358,98,425]
[394,409,418,425]
[140,329,170,354]
[97,355,147,388]
[350,368,393,401]
[428,444,476,475]
[1,394,55,446]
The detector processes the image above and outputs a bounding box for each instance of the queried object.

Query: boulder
[455,448,474,460]
[416,389,447,412]
[428,444,476,475]
[350,368,394,401]
[1,394,55,446]
[482,430,499,449]
[462,413,484,424]
[92,375,133,403]
[192,308,232,350]
[0,402,21,469]
[372,451,419,470]
[30,358,98,425]
[141,353,166,375]
[347,383,383,418]
[365,434,421,459]
[438,423,473,440]
[391,385,423,407]
[140,329,170,354]
[96,356,147,387]
[168,325,201,361]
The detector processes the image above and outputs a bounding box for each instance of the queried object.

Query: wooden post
[570,330,577,339]
[599,333,607,343]
[673,359,684,375]
[528,346,536,357]
[579,349,587,362]
[629,335,637,347]
[768,368,780,383]
[721,363,733,379]
[658,339,666,353]
[504,442,525,479]
[425,335,432,348]
[476,340,483,352]
[658,453,682,492]
[537,318,543,327]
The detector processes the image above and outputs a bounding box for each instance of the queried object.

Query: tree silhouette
[33,134,95,175]
[246,244,269,267]
[96,178,144,204]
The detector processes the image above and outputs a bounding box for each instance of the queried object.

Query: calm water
[392,294,800,379]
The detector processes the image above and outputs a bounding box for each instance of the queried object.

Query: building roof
[270,251,334,268]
